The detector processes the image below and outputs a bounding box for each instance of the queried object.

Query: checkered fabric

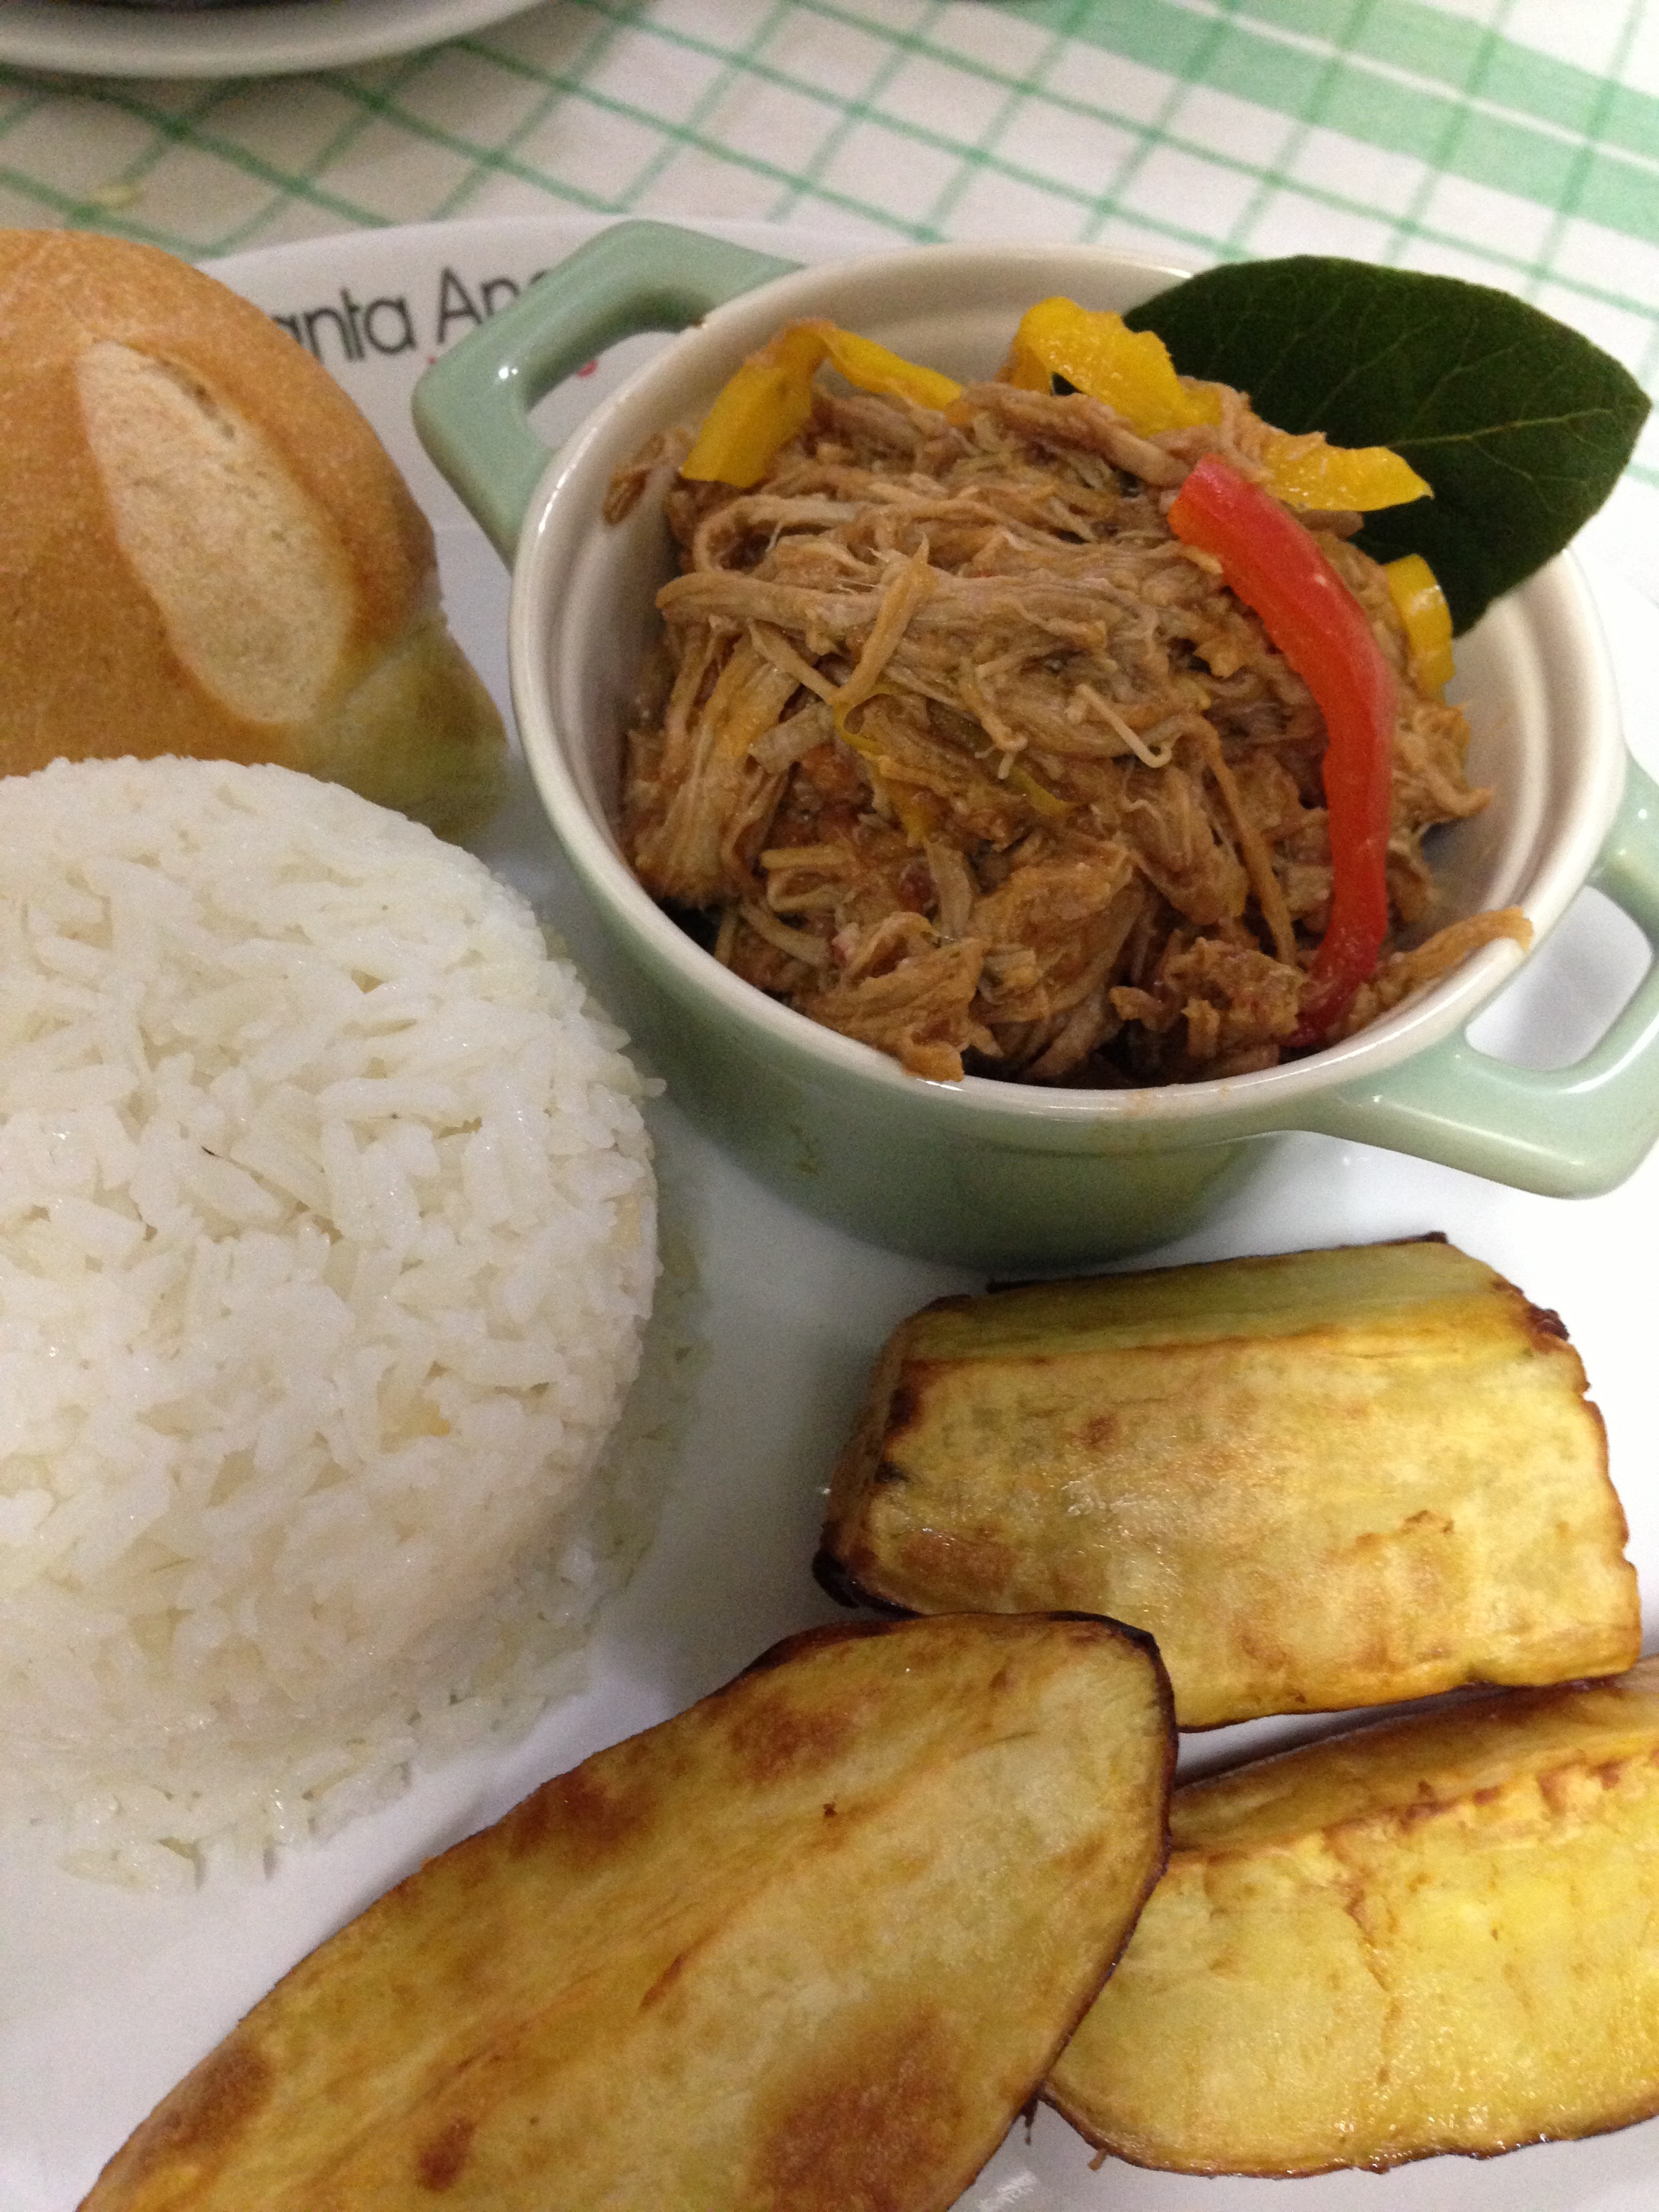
[3,0,1658,589]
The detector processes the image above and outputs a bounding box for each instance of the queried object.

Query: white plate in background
[0,0,544,83]
[4,215,1659,2212]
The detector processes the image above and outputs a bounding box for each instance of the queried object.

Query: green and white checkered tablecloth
[3,0,1658,591]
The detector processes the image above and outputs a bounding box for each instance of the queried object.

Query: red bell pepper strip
[1166,455,1396,1046]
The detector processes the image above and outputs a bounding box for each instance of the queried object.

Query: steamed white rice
[0,757,656,1883]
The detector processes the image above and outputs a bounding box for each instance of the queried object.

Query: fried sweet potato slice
[818,1237,1637,1727]
[83,1613,1174,2212]
[1048,1658,1659,2174]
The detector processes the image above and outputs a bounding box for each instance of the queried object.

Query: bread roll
[0,228,504,839]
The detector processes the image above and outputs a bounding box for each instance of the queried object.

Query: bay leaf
[1124,256,1649,632]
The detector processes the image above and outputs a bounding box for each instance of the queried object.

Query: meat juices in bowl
[417,222,1659,1272]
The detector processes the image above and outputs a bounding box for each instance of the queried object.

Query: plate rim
[0,0,545,82]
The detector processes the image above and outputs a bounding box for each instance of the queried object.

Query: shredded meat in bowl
[614,370,1528,1085]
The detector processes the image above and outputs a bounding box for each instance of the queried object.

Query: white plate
[5,215,1659,2212]
[0,0,543,82]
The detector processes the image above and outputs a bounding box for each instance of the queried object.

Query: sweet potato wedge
[83,1613,1174,2212]
[819,1237,1637,1726]
[1048,1658,1659,2175]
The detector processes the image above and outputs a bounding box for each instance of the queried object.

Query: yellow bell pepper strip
[817,324,962,411]
[1259,432,1431,514]
[1383,552,1456,693]
[996,329,1052,392]
[683,321,962,487]
[834,696,1068,839]
[1004,297,1431,513]
[1167,456,1397,1047]
[1002,296,1221,432]
[832,696,939,846]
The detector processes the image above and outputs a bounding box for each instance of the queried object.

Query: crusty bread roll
[0,228,505,839]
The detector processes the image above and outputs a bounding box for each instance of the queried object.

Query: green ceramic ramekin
[417,220,1659,1271]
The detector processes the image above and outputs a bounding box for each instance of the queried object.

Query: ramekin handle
[1301,758,1659,1194]
[413,220,800,560]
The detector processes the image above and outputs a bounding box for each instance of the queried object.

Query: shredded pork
[617,368,1528,1084]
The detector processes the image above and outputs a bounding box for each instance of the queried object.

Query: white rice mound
[0,756,656,1884]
